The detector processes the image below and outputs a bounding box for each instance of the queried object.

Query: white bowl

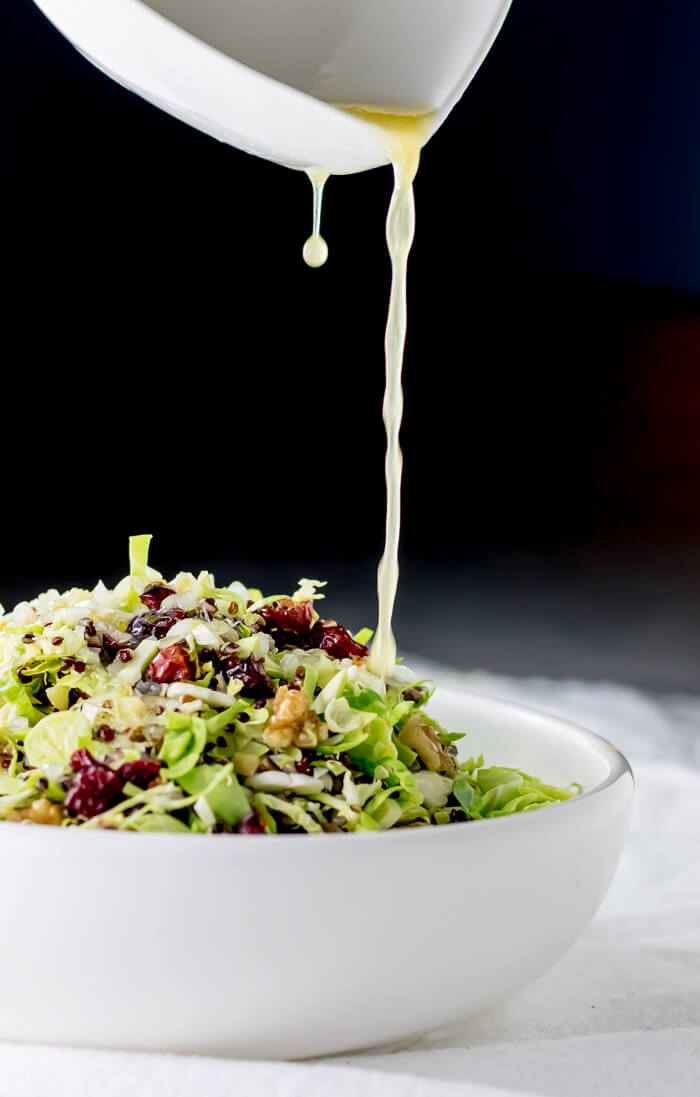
[31,0,514,172]
[0,688,632,1059]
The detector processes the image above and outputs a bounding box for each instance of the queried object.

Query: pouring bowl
[32,0,514,172]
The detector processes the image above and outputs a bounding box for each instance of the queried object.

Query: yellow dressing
[302,168,329,268]
[302,108,432,679]
[341,109,432,679]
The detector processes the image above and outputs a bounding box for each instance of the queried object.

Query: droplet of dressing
[303,169,329,268]
[302,234,328,268]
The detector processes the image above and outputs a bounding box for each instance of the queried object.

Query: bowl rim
[0,686,633,850]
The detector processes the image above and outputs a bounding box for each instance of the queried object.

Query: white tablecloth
[2,670,699,1097]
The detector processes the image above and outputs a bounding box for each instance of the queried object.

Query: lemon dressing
[340,109,432,679]
[302,169,329,268]
[300,110,431,678]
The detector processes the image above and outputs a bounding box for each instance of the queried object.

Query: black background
[2,0,700,687]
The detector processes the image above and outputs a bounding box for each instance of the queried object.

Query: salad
[0,537,578,834]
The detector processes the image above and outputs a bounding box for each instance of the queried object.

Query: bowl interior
[430,688,616,793]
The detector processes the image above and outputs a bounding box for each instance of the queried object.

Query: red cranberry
[94,724,115,743]
[223,655,275,699]
[119,758,161,788]
[65,750,124,819]
[140,584,176,611]
[128,608,185,642]
[145,643,194,683]
[101,632,137,660]
[70,748,101,771]
[314,624,368,660]
[238,812,266,834]
[260,598,314,635]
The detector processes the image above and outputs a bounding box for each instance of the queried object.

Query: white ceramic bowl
[31,0,514,172]
[0,688,632,1059]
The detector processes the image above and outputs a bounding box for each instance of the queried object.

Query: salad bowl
[0,687,632,1059]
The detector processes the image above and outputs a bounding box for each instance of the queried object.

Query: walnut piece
[264,685,327,750]
[8,797,64,826]
[398,715,456,775]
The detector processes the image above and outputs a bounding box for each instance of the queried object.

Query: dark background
[2,0,700,690]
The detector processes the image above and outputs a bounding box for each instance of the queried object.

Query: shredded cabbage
[0,536,579,833]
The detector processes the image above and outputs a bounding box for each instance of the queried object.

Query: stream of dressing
[302,169,329,268]
[303,110,431,680]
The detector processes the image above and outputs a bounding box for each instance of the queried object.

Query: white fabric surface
[2,669,699,1097]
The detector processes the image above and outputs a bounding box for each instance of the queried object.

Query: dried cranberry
[94,724,115,743]
[223,655,275,700]
[118,649,133,662]
[314,623,368,660]
[65,750,124,819]
[140,584,176,611]
[260,599,314,635]
[128,608,185,642]
[145,643,194,683]
[101,632,137,661]
[258,599,319,651]
[70,748,100,771]
[238,812,266,834]
[119,757,161,788]
[58,658,87,674]
[127,615,151,641]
